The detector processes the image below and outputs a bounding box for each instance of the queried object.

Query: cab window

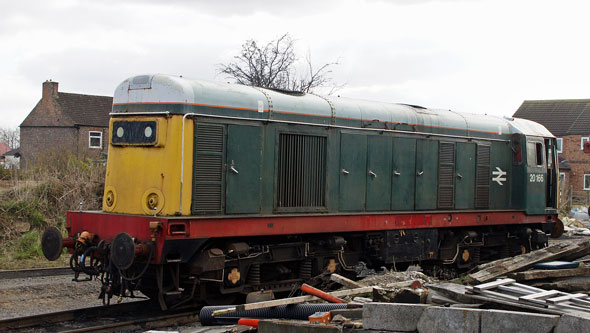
[526,141,545,167]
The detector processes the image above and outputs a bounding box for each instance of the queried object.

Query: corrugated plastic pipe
[199,303,348,326]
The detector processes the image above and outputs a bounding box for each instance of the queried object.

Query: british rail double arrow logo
[492,167,507,185]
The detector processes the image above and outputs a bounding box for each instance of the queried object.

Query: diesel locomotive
[41,74,560,309]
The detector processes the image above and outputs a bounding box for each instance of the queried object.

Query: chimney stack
[42,80,58,99]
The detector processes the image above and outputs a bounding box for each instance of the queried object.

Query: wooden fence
[560,186,590,214]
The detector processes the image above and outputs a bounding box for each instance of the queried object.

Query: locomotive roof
[112,74,553,139]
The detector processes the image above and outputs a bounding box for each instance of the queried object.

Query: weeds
[0,153,105,268]
[1,200,45,227]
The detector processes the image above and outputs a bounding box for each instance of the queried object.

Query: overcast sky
[2,0,590,128]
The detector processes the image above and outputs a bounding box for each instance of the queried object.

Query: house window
[585,174,590,190]
[559,172,565,185]
[556,138,562,153]
[581,137,589,150]
[89,131,103,149]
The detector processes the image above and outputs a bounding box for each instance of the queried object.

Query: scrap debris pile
[193,239,590,333]
[563,207,590,236]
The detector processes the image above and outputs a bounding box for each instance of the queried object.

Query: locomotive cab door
[524,136,546,214]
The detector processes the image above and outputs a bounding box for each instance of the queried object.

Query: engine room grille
[277,133,327,208]
[438,142,455,209]
[475,144,491,209]
[192,123,225,214]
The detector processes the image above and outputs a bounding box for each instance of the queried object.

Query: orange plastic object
[301,283,344,303]
[77,231,93,243]
[411,280,422,289]
[238,318,259,328]
[309,311,332,323]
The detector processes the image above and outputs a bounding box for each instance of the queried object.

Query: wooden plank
[477,289,521,302]
[497,285,536,296]
[330,273,363,289]
[532,276,590,292]
[468,294,562,315]
[546,300,590,312]
[211,286,375,316]
[519,290,561,301]
[511,282,547,293]
[508,266,590,281]
[547,294,587,304]
[473,278,515,291]
[467,240,590,284]
[569,298,590,307]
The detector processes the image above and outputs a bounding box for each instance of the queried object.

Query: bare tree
[0,127,20,149]
[218,34,340,93]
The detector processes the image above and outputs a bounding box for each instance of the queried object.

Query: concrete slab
[362,302,430,332]
[425,283,476,304]
[258,319,342,333]
[555,313,590,333]
[330,308,363,319]
[416,306,481,333]
[480,309,559,333]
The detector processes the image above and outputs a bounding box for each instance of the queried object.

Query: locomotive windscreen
[112,120,157,145]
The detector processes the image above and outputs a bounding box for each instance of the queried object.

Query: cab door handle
[230,166,239,174]
[417,170,424,176]
[393,171,401,176]
[369,170,377,178]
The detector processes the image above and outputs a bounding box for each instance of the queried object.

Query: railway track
[0,266,71,280]
[0,300,199,332]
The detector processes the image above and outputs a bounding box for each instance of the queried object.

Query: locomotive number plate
[529,173,545,183]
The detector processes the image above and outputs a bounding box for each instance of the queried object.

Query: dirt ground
[0,274,142,320]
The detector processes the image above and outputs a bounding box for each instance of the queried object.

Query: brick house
[19,80,113,167]
[1,148,20,169]
[514,99,590,192]
[0,141,9,157]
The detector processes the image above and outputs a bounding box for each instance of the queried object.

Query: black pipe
[199,303,348,326]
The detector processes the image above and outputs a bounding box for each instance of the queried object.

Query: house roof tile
[513,99,590,136]
[20,91,112,128]
[56,92,113,127]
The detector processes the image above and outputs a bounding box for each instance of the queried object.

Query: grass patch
[13,231,42,260]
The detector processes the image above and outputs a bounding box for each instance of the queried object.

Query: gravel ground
[0,274,143,320]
